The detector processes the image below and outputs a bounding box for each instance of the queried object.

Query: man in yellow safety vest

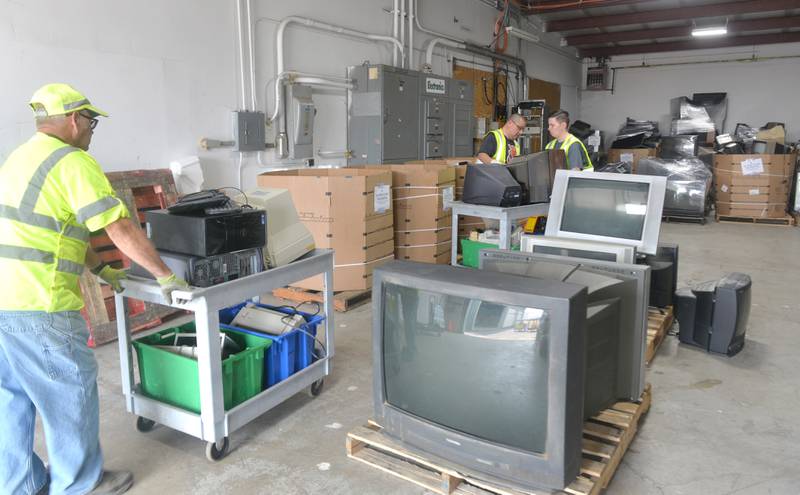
[545,109,594,171]
[476,114,526,164]
[0,83,189,495]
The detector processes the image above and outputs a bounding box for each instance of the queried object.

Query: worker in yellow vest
[0,83,189,495]
[476,114,526,164]
[545,110,594,171]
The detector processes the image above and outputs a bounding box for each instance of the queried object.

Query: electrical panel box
[515,100,547,154]
[233,111,266,152]
[286,84,315,160]
[348,64,473,164]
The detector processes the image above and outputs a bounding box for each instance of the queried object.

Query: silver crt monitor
[520,235,636,264]
[545,170,667,255]
[479,248,650,400]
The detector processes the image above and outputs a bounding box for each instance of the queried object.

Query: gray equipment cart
[115,249,334,461]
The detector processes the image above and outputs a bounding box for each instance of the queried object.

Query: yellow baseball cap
[29,83,109,118]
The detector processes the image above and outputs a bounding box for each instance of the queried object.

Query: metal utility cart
[448,201,550,266]
[115,249,334,461]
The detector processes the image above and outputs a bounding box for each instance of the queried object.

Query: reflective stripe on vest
[546,133,594,171]
[0,145,88,275]
[487,129,521,164]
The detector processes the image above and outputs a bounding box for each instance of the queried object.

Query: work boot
[88,470,134,495]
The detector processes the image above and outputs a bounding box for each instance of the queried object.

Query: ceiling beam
[520,0,656,14]
[566,15,800,46]
[545,0,800,32]
[579,31,800,57]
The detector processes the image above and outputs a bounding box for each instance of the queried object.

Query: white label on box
[620,153,634,164]
[749,188,760,196]
[741,158,764,176]
[374,184,391,213]
[442,186,454,209]
[720,184,729,192]
[425,77,447,94]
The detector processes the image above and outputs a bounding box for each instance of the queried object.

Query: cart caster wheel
[308,378,324,397]
[136,417,156,433]
[205,437,229,462]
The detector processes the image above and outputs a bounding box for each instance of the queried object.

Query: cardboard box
[258,168,394,290]
[395,242,451,264]
[394,228,451,247]
[607,148,657,173]
[716,203,787,218]
[713,154,795,176]
[293,252,395,292]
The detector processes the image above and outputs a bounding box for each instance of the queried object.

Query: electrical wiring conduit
[271,16,405,123]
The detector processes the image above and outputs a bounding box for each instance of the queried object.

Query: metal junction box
[348,64,473,164]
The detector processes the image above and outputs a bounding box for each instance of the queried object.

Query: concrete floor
[35,221,800,494]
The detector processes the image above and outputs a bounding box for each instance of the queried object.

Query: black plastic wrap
[637,157,712,218]
[660,135,699,159]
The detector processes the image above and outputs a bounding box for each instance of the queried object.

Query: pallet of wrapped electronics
[258,168,395,291]
[713,154,796,220]
[346,385,652,495]
[81,169,184,346]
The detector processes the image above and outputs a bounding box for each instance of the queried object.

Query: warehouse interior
[2,0,800,494]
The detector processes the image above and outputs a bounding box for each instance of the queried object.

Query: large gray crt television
[479,249,650,400]
[372,260,589,491]
[545,170,667,255]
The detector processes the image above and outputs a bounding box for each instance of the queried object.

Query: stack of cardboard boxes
[390,164,455,264]
[713,154,797,219]
[258,168,394,292]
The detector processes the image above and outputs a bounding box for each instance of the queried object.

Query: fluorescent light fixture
[691,26,727,37]
[505,26,539,43]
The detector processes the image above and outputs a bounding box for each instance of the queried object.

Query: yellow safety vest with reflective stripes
[0,132,130,312]
[546,133,594,171]
[486,129,521,164]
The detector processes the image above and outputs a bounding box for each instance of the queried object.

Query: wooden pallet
[346,385,651,495]
[715,214,795,226]
[662,215,707,225]
[272,286,371,312]
[645,306,674,366]
[80,169,184,346]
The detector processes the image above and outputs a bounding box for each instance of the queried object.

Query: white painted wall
[579,43,800,148]
[0,0,581,190]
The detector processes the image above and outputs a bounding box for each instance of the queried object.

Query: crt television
[545,170,667,255]
[675,272,751,356]
[479,249,649,401]
[462,165,522,207]
[372,260,588,491]
[506,150,565,204]
[520,235,636,264]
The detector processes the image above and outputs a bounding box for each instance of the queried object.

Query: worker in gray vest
[545,110,593,171]
[477,114,525,164]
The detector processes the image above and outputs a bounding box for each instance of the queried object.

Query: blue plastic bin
[218,302,325,388]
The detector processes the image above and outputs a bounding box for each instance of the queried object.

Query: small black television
[372,260,588,490]
[462,164,522,207]
[676,272,751,356]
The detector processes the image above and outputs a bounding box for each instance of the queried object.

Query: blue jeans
[0,311,103,494]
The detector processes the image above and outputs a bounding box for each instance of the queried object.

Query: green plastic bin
[132,322,272,413]
[460,239,520,268]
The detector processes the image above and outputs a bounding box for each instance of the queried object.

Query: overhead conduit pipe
[270,16,405,123]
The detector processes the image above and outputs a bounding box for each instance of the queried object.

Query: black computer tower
[145,208,266,257]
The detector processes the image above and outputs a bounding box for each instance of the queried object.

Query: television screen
[382,282,551,453]
[545,170,667,255]
[372,260,588,490]
[560,178,650,241]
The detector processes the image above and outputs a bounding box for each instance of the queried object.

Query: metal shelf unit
[448,201,550,266]
[115,249,334,460]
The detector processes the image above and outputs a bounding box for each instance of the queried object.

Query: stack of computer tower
[132,207,267,288]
